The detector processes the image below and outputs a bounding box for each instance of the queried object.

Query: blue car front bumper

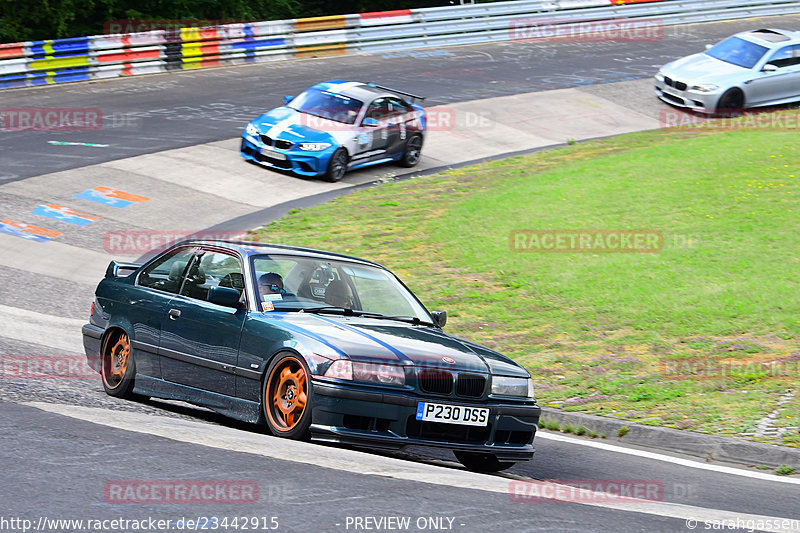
[240,135,336,177]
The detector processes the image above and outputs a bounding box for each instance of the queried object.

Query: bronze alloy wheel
[264,354,312,439]
[101,330,136,397]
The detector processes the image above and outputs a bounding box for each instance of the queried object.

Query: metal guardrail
[1,0,799,90]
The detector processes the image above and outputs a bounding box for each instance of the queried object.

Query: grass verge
[252,111,800,445]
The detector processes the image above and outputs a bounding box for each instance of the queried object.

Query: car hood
[271,313,529,377]
[250,107,347,144]
[661,53,747,83]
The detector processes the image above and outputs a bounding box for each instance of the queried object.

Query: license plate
[260,147,286,160]
[415,402,489,426]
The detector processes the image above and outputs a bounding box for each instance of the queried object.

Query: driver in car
[258,272,285,299]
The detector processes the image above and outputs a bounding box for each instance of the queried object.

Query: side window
[365,98,391,123]
[137,248,196,294]
[387,97,412,116]
[766,45,800,68]
[180,250,244,303]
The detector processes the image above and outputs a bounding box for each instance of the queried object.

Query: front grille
[455,373,486,398]
[661,92,684,105]
[418,369,453,395]
[674,81,687,91]
[664,76,673,87]
[405,415,491,443]
[259,135,293,150]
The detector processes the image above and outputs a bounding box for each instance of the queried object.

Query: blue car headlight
[298,142,331,151]
[491,376,534,399]
[245,123,259,137]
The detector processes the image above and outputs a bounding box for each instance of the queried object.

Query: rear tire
[398,134,423,168]
[324,148,348,182]
[454,451,515,473]
[101,330,136,398]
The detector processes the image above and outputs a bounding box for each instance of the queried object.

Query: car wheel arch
[260,349,314,439]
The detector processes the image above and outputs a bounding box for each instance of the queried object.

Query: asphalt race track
[2,14,800,533]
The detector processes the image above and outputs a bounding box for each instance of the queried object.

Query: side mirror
[362,117,379,127]
[705,44,712,50]
[283,95,294,105]
[763,63,778,72]
[208,286,242,309]
[431,310,447,328]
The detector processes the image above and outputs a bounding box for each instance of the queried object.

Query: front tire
[398,134,423,168]
[454,451,515,473]
[716,89,744,114]
[101,330,136,398]
[324,148,348,182]
[263,353,312,440]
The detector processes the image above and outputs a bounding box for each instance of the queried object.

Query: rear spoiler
[105,261,140,278]
[367,83,425,102]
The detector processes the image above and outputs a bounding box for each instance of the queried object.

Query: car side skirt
[133,375,263,424]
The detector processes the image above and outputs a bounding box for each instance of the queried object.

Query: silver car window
[766,45,800,69]
[706,36,768,69]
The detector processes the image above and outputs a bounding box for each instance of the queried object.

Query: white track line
[0,304,85,353]
[536,431,800,485]
[24,402,800,533]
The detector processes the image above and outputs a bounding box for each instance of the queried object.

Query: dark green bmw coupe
[83,240,540,472]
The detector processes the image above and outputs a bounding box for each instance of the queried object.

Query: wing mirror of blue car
[763,64,778,72]
[284,95,294,105]
[362,117,379,127]
[705,44,712,50]
[208,286,242,309]
[431,310,447,328]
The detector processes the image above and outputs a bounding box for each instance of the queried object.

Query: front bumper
[310,380,541,462]
[240,135,335,177]
[654,77,721,114]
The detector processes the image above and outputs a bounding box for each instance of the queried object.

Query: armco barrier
[1,0,799,90]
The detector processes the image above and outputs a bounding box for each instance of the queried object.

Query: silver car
[655,28,800,113]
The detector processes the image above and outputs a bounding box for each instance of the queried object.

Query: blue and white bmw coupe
[241,81,427,182]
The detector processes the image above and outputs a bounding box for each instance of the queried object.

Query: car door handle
[168,309,181,320]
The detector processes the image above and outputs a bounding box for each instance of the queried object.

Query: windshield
[251,254,432,323]
[287,88,364,125]
[706,36,768,69]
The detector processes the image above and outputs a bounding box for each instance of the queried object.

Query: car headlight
[690,84,719,93]
[298,142,331,151]
[492,376,534,398]
[323,359,352,380]
[245,123,259,137]
[654,71,665,82]
[323,360,405,386]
